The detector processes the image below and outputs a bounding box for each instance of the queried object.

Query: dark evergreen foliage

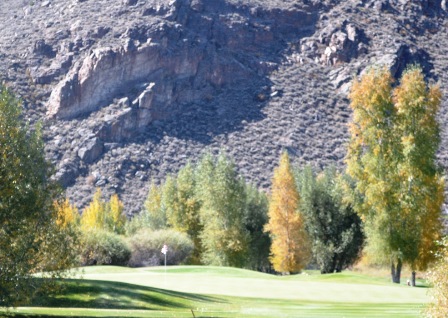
[295,166,364,274]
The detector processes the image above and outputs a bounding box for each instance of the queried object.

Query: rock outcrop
[0,0,447,214]
[46,0,318,141]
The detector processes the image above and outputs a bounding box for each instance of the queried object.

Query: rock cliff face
[47,0,316,135]
[0,0,447,214]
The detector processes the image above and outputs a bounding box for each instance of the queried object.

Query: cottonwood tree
[196,153,249,267]
[264,152,310,274]
[0,85,78,306]
[55,198,79,229]
[346,66,444,284]
[81,189,126,234]
[165,163,203,264]
[143,181,166,230]
[296,166,364,274]
[81,188,107,231]
[108,194,126,234]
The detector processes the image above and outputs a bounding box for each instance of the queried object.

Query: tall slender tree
[165,163,203,264]
[346,66,444,284]
[144,181,166,230]
[108,194,126,234]
[80,188,107,231]
[197,153,249,267]
[264,152,310,274]
[393,67,444,285]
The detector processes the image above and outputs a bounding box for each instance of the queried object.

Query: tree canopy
[346,66,444,284]
[264,152,310,274]
[296,166,364,274]
[0,85,78,306]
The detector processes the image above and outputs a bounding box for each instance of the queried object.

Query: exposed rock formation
[46,0,318,138]
[0,0,447,214]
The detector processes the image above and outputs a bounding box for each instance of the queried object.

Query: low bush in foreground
[80,229,131,266]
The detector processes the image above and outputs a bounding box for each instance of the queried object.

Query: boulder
[33,39,56,58]
[78,137,104,163]
[375,44,434,80]
[54,159,80,187]
[321,23,367,65]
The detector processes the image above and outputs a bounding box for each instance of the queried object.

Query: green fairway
[3,266,430,317]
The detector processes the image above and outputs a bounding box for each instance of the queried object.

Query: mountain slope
[0,0,447,213]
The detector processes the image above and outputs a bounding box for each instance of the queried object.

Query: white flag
[161,244,168,255]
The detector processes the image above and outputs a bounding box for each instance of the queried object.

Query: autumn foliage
[264,152,310,274]
[346,66,444,284]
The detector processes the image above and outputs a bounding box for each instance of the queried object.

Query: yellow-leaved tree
[264,152,310,274]
[425,238,448,318]
[346,66,444,285]
[55,198,79,228]
[108,194,126,234]
[81,189,126,234]
[81,188,106,231]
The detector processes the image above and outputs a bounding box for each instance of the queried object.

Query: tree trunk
[391,259,402,284]
[411,271,416,287]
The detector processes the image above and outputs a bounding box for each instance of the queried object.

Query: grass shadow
[27,279,226,311]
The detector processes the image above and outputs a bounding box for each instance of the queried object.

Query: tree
[80,188,107,231]
[196,153,249,267]
[80,189,126,234]
[346,66,444,284]
[296,165,364,274]
[264,152,310,274]
[165,163,203,264]
[143,181,166,230]
[425,237,448,318]
[55,198,79,229]
[107,194,126,234]
[244,184,271,271]
[0,85,78,306]
[393,67,444,285]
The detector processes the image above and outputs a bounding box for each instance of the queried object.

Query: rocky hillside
[1,0,447,214]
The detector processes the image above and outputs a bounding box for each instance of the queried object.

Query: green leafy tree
[143,181,166,230]
[296,165,364,274]
[0,85,78,306]
[165,163,203,264]
[132,152,275,269]
[393,67,444,285]
[196,153,249,267]
[264,152,310,274]
[244,184,271,271]
[346,66,444,284]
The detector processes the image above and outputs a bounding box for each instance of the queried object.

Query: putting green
[3,266,429,317]
[78,266,429,304]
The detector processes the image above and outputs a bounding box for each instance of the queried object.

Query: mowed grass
[3,266,430,317]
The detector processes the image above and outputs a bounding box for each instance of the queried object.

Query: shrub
[128,229,194,267]
[80,229,131,266]
[425,238,448,318]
